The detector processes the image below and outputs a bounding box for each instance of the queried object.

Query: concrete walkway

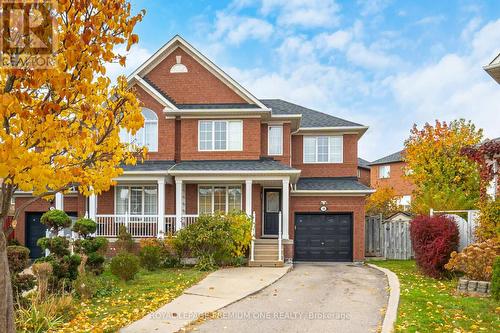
[191,263,388,333]
[121,265,292,333]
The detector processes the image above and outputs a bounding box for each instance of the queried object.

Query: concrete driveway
[191,263,388,333]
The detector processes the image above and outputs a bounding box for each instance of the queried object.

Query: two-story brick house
[369,150,415,210]
[14,35,374,265]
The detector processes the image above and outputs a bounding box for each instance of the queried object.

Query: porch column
[245,180,252,217]
[282,178,289,239]
[175,179,182,231]
[157,178,165,237]
[55,192,64,211]
[88,194,97,220]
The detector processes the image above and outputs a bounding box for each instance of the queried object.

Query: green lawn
[53,268,207,333]
[371,260,499,333]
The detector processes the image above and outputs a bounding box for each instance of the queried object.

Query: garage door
[294,213,353,262]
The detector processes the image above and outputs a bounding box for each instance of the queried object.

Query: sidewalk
[121,265,293,333]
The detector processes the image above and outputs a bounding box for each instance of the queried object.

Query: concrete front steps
[248,238,284,267]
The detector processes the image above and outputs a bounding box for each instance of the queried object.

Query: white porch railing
[96,214,202,238]
[95,214,158,238]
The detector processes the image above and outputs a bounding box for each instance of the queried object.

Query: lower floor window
[198,185,242,214]
[115,185,158,215]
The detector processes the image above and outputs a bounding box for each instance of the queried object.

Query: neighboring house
[369,150,414,210]
[357,158,371,186]
[13,35,374,264]
[484,53,500,84]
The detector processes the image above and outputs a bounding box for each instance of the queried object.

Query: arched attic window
[120,108,158,152]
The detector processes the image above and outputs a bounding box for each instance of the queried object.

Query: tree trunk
[0,229,15,333]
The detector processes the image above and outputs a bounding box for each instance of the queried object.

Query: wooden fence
[365,215,414,260]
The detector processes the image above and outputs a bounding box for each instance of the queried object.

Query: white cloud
[314,30,352,51]
[346,42,402,70]
[259,0,341,28]
[356,0,392,16]
[105,44,152,83]
[211,12,274,45]
[415,15,445,25]
[390,19,500,142]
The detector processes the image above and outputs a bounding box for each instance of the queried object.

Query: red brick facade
[370,161,414,196]
[13,39,370,262]
[358,167,370,186]
[292,134,358,177]
[145,48,248,105]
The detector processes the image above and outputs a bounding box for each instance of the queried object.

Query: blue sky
[112,0,500,160]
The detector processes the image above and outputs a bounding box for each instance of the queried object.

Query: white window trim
[268,125,283,156]
[379,165,391,179]
[302,135,343,164]
[114,185,158,215]
[197,184,242,214]
[120,108,159,152]
[198,120,243,152]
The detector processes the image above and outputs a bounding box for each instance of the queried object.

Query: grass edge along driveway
[53,268,207,333]
[370,260,499,333]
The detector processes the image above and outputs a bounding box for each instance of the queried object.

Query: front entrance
[263,189,281,236]
[25,211,78,259]
[25,212,46,259]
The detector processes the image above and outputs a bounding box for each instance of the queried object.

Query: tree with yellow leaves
[366,186,402,217]
[404,119,482,215]
[0,1,145,331]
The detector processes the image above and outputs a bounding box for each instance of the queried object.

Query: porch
[88,160,300,241]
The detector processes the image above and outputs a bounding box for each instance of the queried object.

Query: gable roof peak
[127,35,269,110]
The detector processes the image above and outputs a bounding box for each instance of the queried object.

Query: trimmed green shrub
[174,211,252,270]
[37,237,71,257]
[86,252,105,275]
[35,254,81,291]
[40,209,71,233]
[73,237,108,255]
[72,218,97,237]
[72,218,108,275]
[492,256,500,300]
[139,245,162,271]
[7,245,30,273]
[115,225,134,253]
[110,253,140,281]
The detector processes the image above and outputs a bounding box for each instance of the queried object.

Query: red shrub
[410,215,459,278]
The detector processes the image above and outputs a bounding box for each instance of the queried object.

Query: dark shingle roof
[143,77,177,105]
[296,177,373,191]
[358,158,371,170]
[177,103,258,109]
[369,151,404,166]
[121,160,175,172]
[170,159,297,171]
[260,99,364,128]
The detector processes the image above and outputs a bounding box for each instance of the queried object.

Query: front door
[263,189,281,236]
[25,212,46,259]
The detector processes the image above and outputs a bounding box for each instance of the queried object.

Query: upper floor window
[303,136,343,163]
[199,120,243,151]
[268,125,283,156]
[120,108,158,152]
[379,165,390,179]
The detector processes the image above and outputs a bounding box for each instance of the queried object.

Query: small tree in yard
[461,139,500,241]
[404,119,482,214]
[366,186,402,217]
[0,1,145,331]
